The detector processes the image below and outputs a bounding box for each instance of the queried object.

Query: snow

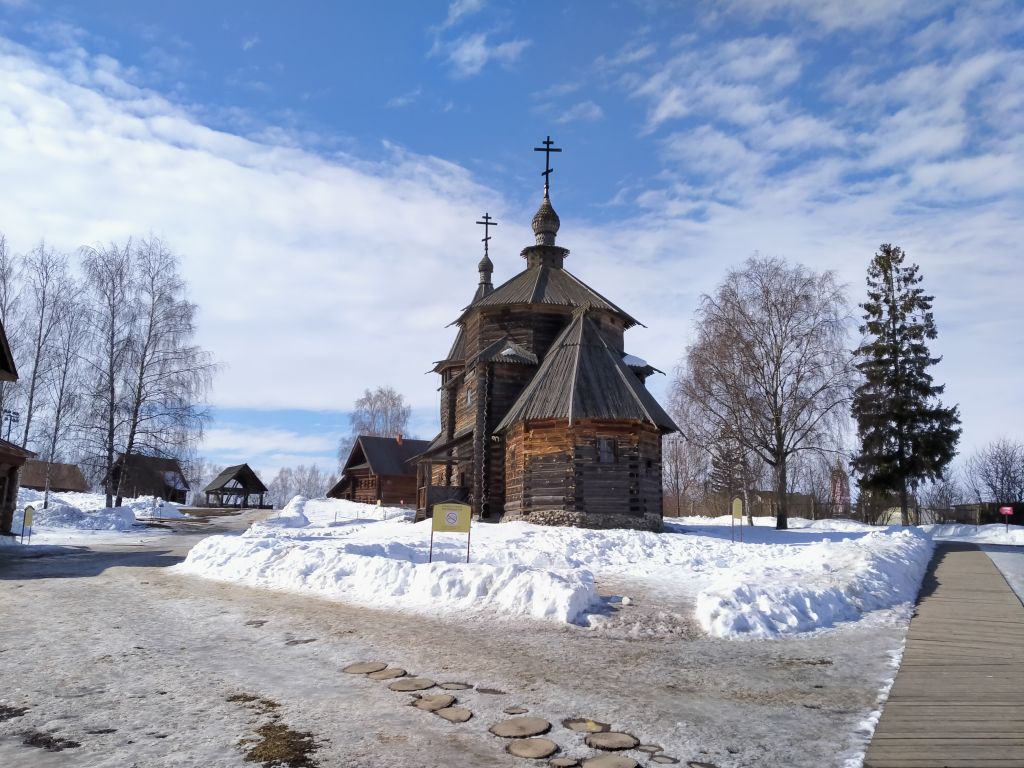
[7,489,188,542]
[622,353,648,367]
[12,502,136,531]
[924,522,1024,545]
[178,498,937,639]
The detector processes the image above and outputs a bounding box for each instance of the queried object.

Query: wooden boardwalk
[865,542,1024,768]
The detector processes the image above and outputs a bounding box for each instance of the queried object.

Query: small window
[597,438,616,464]
[466,386,473,406]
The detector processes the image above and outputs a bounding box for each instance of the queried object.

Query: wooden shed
[20,460,90,494]
[328,435,430,506]
[109,454,190,504]
[203,463,268,508]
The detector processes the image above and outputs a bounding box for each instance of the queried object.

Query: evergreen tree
[851,244,961,525]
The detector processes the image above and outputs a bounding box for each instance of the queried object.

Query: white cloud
[438,0,487,30]
[720,0,946,32]
[241,35,261,51]
[440,33,530,77]
[556,101,604,124]
[386,87,421,108]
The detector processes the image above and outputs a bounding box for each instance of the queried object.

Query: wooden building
[203,463,268,508]
[415,143,677,531]
[20,460,90,493]
[109,454,190,504]
[0,320,34,538]
[328,435,430,506]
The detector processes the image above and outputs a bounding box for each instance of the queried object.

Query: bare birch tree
[114,237,215,505]
[676,256,855,529]
[39,288,87,507]
[338,385,412,465]
[964,438,1024,504]
[20,243,75,449]
[81,240,136,507]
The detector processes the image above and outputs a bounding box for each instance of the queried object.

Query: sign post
[430,502,473,563]
[1000,505,1013,534]
[731,496,743,543]
[21,505,35,545]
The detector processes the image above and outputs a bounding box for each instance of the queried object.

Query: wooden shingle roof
[203,463,268,494]
[342,436,432,477]
[460,265,640,328]
[20,459,86,492]
[495,311,677,433]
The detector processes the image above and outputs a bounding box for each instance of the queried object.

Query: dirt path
[1,520,908,768]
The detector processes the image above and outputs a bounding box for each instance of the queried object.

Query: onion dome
[531,194,560,245]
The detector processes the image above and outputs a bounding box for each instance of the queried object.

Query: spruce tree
[851,244,961,524]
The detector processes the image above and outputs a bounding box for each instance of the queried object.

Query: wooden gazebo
[203,463,268,508]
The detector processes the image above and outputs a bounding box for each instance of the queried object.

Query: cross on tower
[476,212,498,256]
[533,135,562,194]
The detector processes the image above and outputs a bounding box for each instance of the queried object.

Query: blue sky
[0,0,1021,479]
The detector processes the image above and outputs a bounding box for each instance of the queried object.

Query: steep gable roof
[342,435,432,478]
[0,317,16,382]
[495,311,677,433]
[20,460,87,491]
[203,463,268,494]
[459,265,641,328]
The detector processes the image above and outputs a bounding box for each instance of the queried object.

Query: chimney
[396,433,403,445]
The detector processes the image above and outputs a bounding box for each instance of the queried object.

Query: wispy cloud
[438,32,530,77]
[438,0,486,31]
[386,87,422,108]
[555,100,604,124]
[241,35,261,51]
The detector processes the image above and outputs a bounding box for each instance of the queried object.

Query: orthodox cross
[476,212,497,256]
[533,135,562,194]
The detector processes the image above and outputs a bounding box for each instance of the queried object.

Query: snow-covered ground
[4,488,188,547]
[178,498,943,640]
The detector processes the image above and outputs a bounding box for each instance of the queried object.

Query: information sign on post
[21,505,35,545]
[731,496,743,543]
[1000,505,1013,533]
[430,502,473,563]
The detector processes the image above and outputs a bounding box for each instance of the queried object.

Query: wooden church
[414,138,677,531]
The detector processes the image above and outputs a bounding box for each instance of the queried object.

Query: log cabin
[329,435,430,506]
[20,460,89,494]
[0,319,34,538]
[415,141,677,531]
[108,454,190,504]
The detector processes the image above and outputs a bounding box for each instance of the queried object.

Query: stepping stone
[686,762,715,768]
[507,738,559,759]
[584,732,640,751]
[439,682,472,690]
[581,757,638,768]
[342,661,388,674]
[413,694,456,712]
[388,677,435,692]
[477,687,506,695]
[638,745,662,754]
[435,706,473,723]
[549,760,580,767]
[490,717,552,738]
[562,718,611,734]
[653,757,680,764]
[367,668,406,680]
[504,706,529,715]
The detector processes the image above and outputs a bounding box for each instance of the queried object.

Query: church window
[597,438,616,464]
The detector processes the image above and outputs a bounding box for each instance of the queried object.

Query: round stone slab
[388,677,435,692]
[413,694,456,712]
[342,661,387,674]
[438,682,472,690]
[581,757,638,768]
[637,745,662,754]
[549,759,580,767]
[652,756,680,765]
[562,718,611,734]
[367,668,406,680]
[584,732,640,751]
[507,738,559,759]
[489,717,552,738]
[504,706,529,715]
[435,706,473,723]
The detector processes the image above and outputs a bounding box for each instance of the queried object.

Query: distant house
[203,463,268,508]
[109,454,190,504]
[20,459,90,494]
[0,315,35,538]
[328,435,430,506]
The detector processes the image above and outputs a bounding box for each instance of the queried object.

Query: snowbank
[177,532,598,623]
[261,495,310,528]
[695,528,933,638]
[13,502,136,531]
[177,497,936,637]
[924,523,1024,546]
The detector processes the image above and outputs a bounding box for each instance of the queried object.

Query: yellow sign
[23,505,35,528]
[731,497,743,519]
[432,503,472,534]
